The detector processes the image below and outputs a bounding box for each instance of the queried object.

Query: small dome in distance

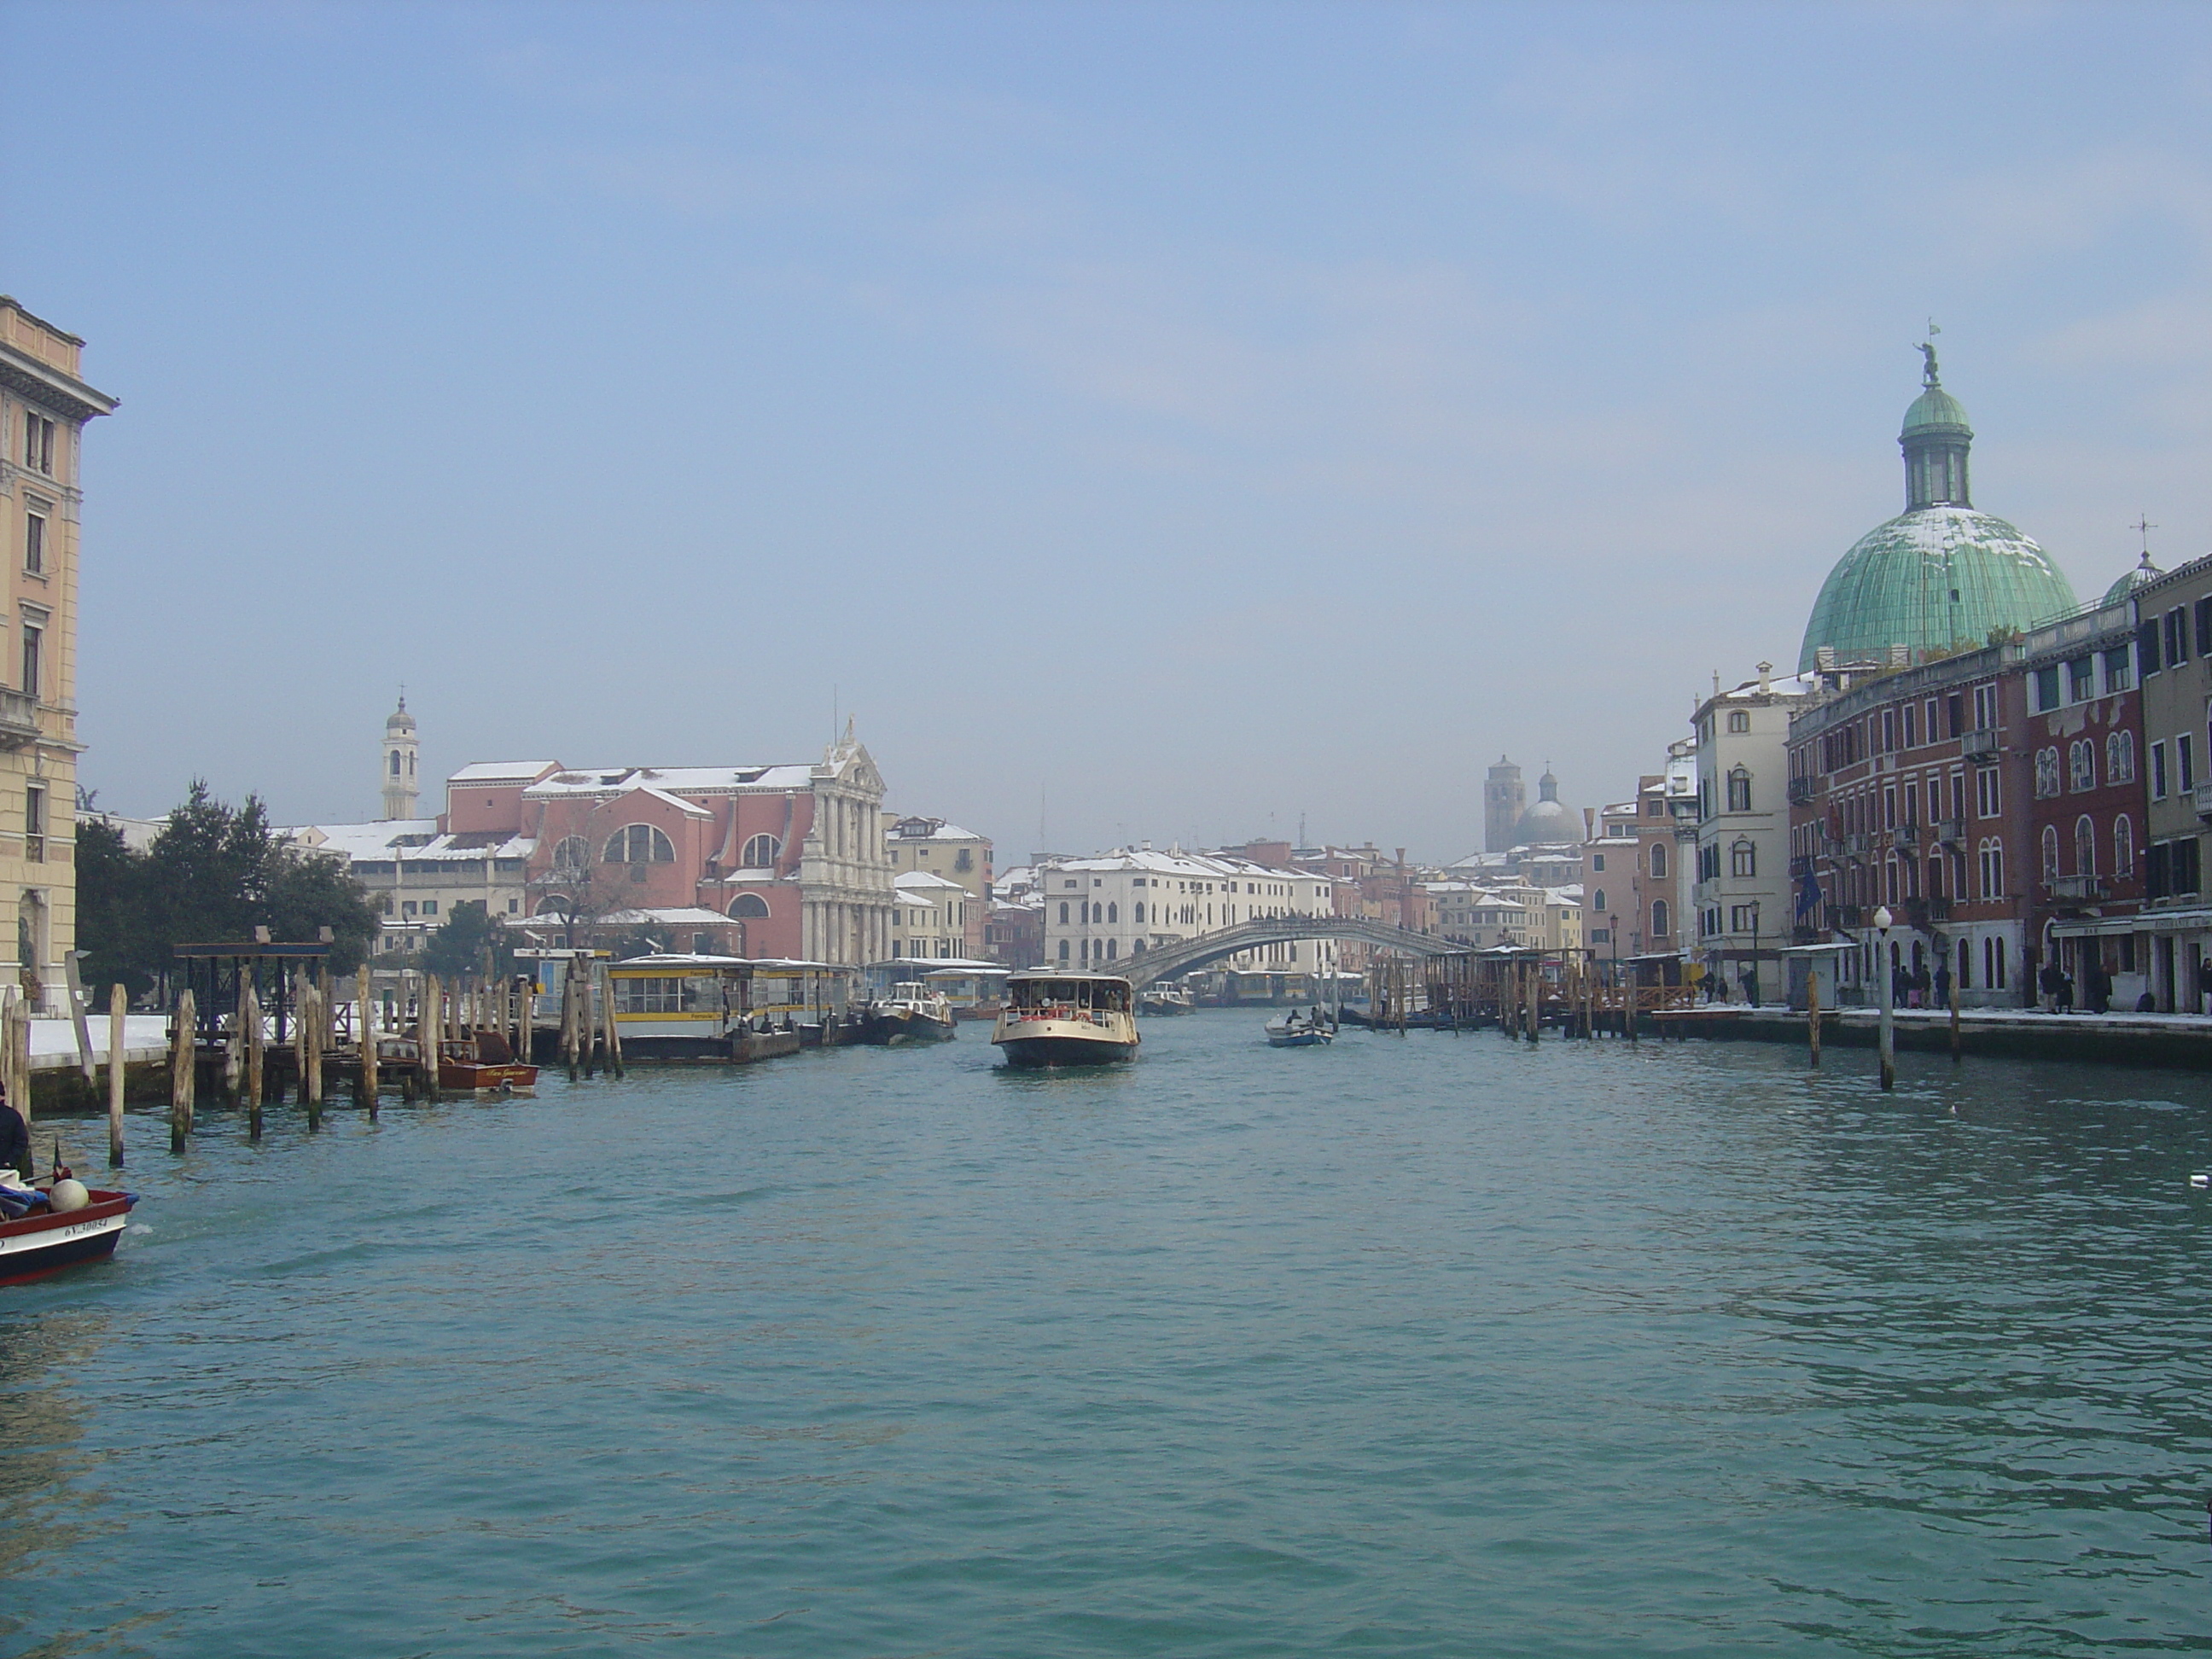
[386,695,416,735]
[2103,549,2163,608]
[1511,768,1578,846]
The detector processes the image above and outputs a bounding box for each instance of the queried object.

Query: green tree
[73,782,381,993]
[422,901,515,982]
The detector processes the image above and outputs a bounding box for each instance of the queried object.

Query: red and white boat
[0,1187,137,1286]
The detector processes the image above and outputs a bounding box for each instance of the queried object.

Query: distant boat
[1265,1008,1335,1047]
[992,971,1140,1066]
[859,982,958,1045]
[438,1032,538,1091]
[1138,987,1193,1016]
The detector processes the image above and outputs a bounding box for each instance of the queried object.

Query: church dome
[2102,550,2162,608]
[1797,350,2076,672]
[1511,770,1578,845]
[386,696,416,735]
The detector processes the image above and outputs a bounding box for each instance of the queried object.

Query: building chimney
[1757,661,1772,696]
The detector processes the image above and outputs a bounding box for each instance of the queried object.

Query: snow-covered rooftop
[287,821,537,863]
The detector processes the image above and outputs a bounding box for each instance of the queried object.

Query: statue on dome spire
[1918,319,1941,388]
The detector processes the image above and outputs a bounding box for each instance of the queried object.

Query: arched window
[2041,824,2061,882]
[604,824,675,864]
[1650,899,1669,938]
[1106,938,1118,959]
[533,895,568,917]
[741,833,782,868]
[1132,939,1145,954]
[2107,731,2137,783]
[1058,901,1069,924]
[2074,815,2095,877]
[1592,888,1607,913]
[2069,740,2095,793]
[1133,901,1145,923]
[2034,748,2061,799]
[1730,840,1756,878]
[1726,768,1752,812]
[1650,843,1668,879]
[1979,838,2005,901]
[389,751,402,777]
[2115,814,2135,876]
[1057,939,1070,962]
[729,894,771,919]
[551,835,591,870]
[1107,902,1118,923]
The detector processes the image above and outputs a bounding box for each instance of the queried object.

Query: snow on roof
[591,906,742,926]
[631,784,713,819]
[285,820,537,863]
[888,818,986,841]
[522,764,816,799]
[895,870,971,895]
[448,760,562,784]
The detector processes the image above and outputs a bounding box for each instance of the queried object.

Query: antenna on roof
[2132,513,2157,560]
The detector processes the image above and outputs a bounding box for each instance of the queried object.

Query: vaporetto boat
[991,971,1140,1066]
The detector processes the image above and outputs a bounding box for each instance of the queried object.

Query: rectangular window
[422,899,438,916]
[1881,709,1896,751]
[24,784,44,864]
[2152,740,2168,800]
[20,625,41,701]
[2196,597,2212,658]
[2069,656,2094,701]
[1976,765,2001,818]
[1902,704,1918,748]
[22,414,53,475]
[2184,734,2197,795]
[1974,684,1999,729]
[1951,772,1965,821]
[22,506,45,575]
[1946,693,1964,737]
[2181,837,2203,897]
[2034,665,2060,711]
[2104,645,2133,693]
[2168,608,2191,667]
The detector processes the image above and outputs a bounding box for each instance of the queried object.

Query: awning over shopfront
[2049,908,2209,939]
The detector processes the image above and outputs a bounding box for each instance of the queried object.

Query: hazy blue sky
[11,1,2212,858]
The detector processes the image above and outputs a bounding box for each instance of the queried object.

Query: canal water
[4,1014,2210,1656]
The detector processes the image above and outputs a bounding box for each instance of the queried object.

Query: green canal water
[4,1013,2210,1656]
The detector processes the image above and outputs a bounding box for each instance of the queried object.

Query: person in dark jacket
[0,1087,27,1179]
[1933,959,1953,1009]
[2084,958,2111,1015]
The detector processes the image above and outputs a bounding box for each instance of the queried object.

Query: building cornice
[0,342,117,425]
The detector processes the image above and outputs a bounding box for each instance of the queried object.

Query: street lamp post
[1873,904,1895,1090]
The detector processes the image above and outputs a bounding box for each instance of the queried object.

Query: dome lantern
[1901,341,1972,511]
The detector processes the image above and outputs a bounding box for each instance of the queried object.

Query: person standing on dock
[1934,957,1953,1011]
[2085,957,2110,1014]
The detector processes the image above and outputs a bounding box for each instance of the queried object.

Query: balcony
[1906,896,1952,925]
[2193,782,2212,819]
[1893,824,1919,850]
[0,690,39,749]
[1933,817,1965,844]
[1835,905,1863,928]
[1787,776,1816,804]
[1961,727,2000,761]
[1842,833,1870,856]
[2048,874,2110,901]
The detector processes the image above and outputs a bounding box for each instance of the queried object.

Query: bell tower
[1484,757,1524,853]
[381,696,420,821]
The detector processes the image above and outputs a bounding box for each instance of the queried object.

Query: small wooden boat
[438,1031,538,1091]
[1265,1009,1335,1047]
[992,971,1140,1066]
[0,1186,137,1285]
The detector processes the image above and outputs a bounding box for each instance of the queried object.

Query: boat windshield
[1009,977,1130,1013]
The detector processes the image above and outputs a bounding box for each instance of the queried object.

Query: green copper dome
[1796,348,2077,672]
[2102,550,2162,608]
[1796,507,2078,672]
[1901,385,1971,437]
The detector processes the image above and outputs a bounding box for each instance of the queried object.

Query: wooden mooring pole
[303,981,323,1129]
[1807,969,1821,1068]
[107,981,126,1167]
[245,985,265,1139]
[359,974,381,1119]
[170,987,195,1153]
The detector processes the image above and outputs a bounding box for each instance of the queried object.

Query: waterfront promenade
[5,1012,2208,1656]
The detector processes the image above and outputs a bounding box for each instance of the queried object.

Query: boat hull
[0,1191,135,1286]
[997,1032,1139,1066]
[1266,1030,1333,1047]
[439,1062,538,1091]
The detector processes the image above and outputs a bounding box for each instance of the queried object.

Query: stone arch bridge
[1115,916,1467,990]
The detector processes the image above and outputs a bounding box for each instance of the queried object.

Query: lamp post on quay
[1873,905,1895,1090]
[1748,899,1762,1008]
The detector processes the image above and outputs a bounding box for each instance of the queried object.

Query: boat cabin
[604,954,853,1055]
[1004,972,1133,1016]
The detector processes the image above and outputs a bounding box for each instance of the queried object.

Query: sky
[10,1,2212,860]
